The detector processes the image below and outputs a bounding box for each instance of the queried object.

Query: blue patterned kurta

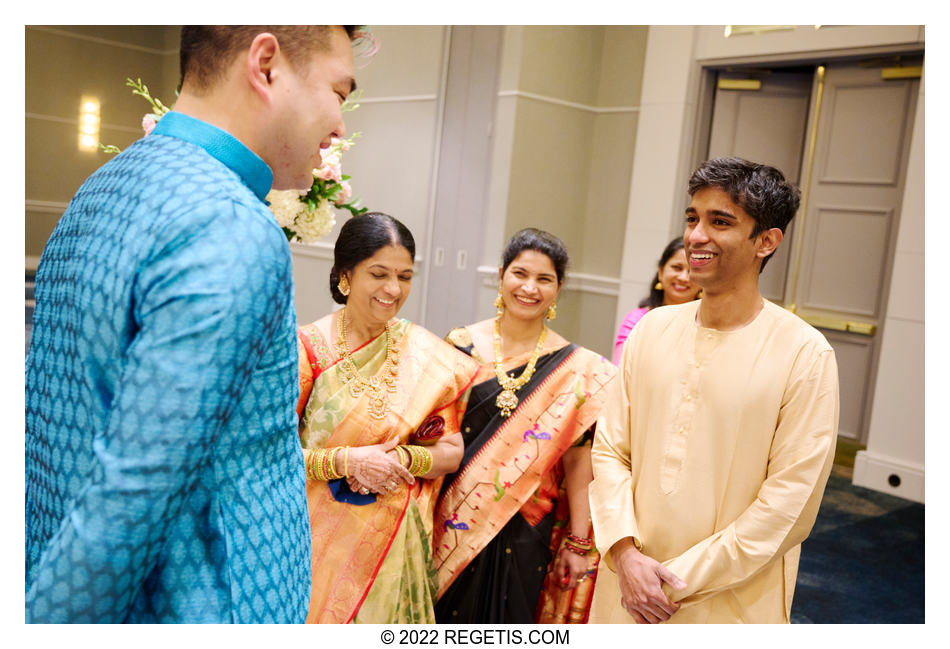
[25,112,311,623]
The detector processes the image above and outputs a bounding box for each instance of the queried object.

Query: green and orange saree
[297,317,478,623]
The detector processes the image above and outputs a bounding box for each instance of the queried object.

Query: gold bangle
[329,446,342,480]
[396,445,409,468]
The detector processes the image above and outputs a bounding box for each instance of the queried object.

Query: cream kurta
[589,299,838,623]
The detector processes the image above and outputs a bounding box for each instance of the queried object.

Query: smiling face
[684,186,781,294]
[498,250,561,323]
[341,244,414,330]
[658,248,700,306]
[269,27,355,190]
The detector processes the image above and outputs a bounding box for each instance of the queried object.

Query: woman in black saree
[432,229,617,623]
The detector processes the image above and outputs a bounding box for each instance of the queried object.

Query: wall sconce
[78,96,101,152]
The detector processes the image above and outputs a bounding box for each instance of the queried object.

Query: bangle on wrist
[563,532,594,556]
[399,445,433,476]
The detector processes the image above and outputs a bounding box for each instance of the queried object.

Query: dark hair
[639,237,685,309]
[687,156,801,271]
[179,26,361,92]
[329,212,416,304]
[501,228,570,284]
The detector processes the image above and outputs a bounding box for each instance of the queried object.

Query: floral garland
[102,77,366,244]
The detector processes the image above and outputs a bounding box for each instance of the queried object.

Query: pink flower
[334,181,352,206]
[142,114,158,136]
[315,160,342,183]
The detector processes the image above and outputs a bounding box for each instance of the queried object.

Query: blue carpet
[792,471,924,623]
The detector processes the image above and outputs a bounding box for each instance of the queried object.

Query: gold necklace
[493,316,547,417]
[335,309,400,420]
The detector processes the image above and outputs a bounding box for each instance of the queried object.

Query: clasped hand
[611,540,686,624]
[345,438,413,495]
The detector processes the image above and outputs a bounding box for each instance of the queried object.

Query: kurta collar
[152,112,273,202]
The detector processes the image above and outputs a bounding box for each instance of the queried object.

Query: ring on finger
[359,487,369,495]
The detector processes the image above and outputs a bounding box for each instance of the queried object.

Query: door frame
[686,45,923,443]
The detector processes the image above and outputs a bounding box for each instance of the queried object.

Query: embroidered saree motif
[432,344,615,600]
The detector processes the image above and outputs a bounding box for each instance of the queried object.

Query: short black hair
[501,228,570,284]
[687,157,801,270]
[330,212,416,305]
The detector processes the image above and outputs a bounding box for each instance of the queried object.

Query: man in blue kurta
[25,26,359,623]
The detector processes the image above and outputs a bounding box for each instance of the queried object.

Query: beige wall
[854,68,925,502]
[290,25,448,326]
[482,25,648,359]
[25,26,180,262]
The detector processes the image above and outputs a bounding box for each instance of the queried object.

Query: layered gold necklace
[493,316,547,417]
[335,309,400,420]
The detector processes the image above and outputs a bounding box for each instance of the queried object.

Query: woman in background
[296,212,478,623]
[433,228,617,624]
[612,236,701,365]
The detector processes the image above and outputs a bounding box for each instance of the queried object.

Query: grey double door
[705,59,921,442]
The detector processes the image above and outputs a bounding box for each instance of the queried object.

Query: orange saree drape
[297,318,477,623]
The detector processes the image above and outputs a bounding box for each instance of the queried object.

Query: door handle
[798,313,877,336]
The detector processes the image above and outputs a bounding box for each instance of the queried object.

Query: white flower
[292,199,336,244]
[266,189,307,228]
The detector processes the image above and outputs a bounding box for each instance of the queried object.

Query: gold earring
[546,302,557,321]
[338,275,350,297]
[494,291,505,317]
[696,289,703,299]
[655,279,663,290]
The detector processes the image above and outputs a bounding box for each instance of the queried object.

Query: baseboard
[852,450,924,504]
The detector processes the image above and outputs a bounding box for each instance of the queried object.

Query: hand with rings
[553,546,591,591]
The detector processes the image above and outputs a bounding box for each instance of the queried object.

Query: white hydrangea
[292,199,336,244]
[266,189,307,228]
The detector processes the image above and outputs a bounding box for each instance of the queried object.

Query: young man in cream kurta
[589,157,839,624]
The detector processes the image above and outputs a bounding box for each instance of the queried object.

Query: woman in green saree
[296,213,478,623]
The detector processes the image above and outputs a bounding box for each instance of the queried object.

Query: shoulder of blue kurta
[152,111,273,202]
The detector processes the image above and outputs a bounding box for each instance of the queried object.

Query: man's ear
[246,32,280,101]
[756,227,784,259]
